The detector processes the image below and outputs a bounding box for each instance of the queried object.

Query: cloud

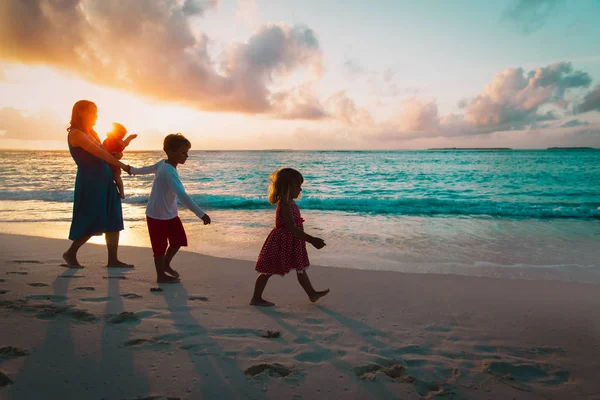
[395,98,440,132]
[560,119,590,128]
[343,58,365,78]
[0,107,64,140]
[235,0,258,25]
[324,91,374,126]
[361,61,595,142]
[464,62,590,129]
[270,84,328,120]
[577,85,600,113]
[0,0,322,116]
[503,0,565,35]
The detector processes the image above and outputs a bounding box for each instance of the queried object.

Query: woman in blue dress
[62,100,134,268]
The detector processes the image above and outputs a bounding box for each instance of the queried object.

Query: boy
[103,122,138,199]
[131,133,211,283]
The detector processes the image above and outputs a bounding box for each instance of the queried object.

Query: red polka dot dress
[256,201,310,276]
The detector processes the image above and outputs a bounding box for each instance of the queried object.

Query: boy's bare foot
[106,261,134,268]
[309,289,330,303]
[250,298,275,307]
[157,275,180,283]
[164,266,180,278]
[62,252,83,268]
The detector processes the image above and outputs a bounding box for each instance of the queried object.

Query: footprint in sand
[0,347,28,357]
[485,361,569,385]
[59,275,83,279]
[106,312,140,324]
[150,287,163,292]
[103,276,127,280]
[26,294,67,302]
[80,296,111,303]
[121,293,143,299]
[0,371,13,386]
[6,272,27,275]
[34,305,96,322]
[354,363,417,383]
[74,286,95,291]
[11,260,41,264]
[188,296,209,302]
[28,283,49,287]
[244,363,293,378]
[124,338,154,347]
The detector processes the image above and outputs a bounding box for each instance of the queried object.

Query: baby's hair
[163,133,191,152]
[268,168,304,204]
[107,122,127,138]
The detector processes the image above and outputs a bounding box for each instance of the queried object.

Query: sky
[1,0,599,150]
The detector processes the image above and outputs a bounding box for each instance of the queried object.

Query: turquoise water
[0,150,599,281]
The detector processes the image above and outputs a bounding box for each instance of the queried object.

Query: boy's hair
[163,133,191,152]
[268,168,304,205]
[107,122,127,138]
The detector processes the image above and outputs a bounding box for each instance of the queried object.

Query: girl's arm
[69,129,130,171]
[280,203,324,248]
[130,161,161,175]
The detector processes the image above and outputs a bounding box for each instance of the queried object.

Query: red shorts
[146,216,188,257]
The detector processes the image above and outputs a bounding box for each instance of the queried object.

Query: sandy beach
[0,233,598,399]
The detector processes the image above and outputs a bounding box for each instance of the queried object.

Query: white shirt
[131,160,205,220]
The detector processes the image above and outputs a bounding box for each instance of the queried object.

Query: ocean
[1,149,599,282]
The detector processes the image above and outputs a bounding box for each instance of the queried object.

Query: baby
[103,122,137,199]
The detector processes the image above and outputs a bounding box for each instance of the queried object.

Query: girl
[251,168,329,307]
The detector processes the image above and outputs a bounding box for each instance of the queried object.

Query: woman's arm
[69,129,129,171]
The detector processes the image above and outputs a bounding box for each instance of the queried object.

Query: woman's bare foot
[106,260,134,268]
[250,298,275,307]
[157,275,180,283]
[164,266,180,278]
[62,252,83,268]
[309,289,330,303]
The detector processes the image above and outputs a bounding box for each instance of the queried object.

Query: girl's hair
[67,100,97,133]
[107,122,127,138]
[268,168,304,204]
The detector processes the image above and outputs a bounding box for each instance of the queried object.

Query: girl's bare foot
[62,252,83,268]
[250,298,275,307]
[157,275,180,283]
[164,266,180,278]
[309,289,330,303]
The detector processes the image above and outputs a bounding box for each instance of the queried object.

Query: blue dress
[68,140,123,240]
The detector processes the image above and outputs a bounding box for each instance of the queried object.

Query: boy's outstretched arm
[130,160,161,175]
[166,170,210,224]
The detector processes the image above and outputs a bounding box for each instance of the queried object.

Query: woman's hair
[107,122,127,139]
[268,168,304,204]
[163,133,191,152]
[67,100,97,132]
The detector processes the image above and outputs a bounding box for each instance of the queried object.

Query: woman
[62,100,133,268]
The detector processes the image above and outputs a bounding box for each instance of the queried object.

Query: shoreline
[1,219,600,285]
[1,233,599,398]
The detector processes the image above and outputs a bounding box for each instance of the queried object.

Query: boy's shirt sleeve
[130,161,161,175]
[165,168,206,219]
